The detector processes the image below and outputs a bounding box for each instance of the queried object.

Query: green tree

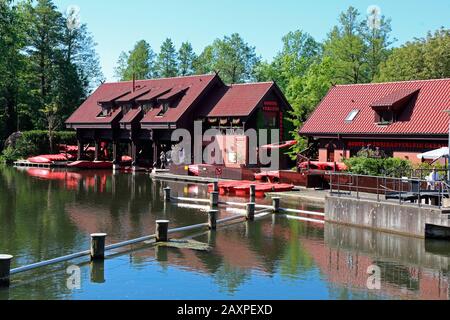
[178,41,196,76]
[254,30,321,91]
[376,28,450,82]
[155,38,178,78]
[323,7,369,84]
[193,45,214,75]
[0,0,26,143]
[21,0,65,129]
[115,40,155,80]
[196,33,260,83]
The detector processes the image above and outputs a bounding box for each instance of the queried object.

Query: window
[142,102,154,114]
[376,111,394,125]
[122,103,131,115]
[345,109,360,122]
[157,102,170,117]
[98,105,111,117]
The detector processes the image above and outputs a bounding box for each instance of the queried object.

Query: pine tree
[178,42,196,76]
[155,38,178,78]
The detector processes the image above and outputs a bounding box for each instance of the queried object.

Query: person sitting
[426,168,441,190]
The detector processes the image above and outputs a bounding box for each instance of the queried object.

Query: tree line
[2,2,449,153]
[114,7,449,154]
[0,0,103,149]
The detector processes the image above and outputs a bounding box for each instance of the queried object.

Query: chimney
[132,73,136,92]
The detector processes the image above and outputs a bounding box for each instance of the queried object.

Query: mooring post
[90,233,107,260]
[210,191,219,208]
[213,181,219,192]
[246,203,255,221]
[249,185,256,199]
[0,254,13,287]
[272,197,281,213]
[208,210,218,230]
[164,187,171,202]
[156,220,169,242]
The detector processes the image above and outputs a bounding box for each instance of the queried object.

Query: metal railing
[329,172,450,209]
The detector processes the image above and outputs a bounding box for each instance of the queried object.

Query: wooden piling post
[246,203,255,221]
[272,197,281,213]
[90,233,107,260]
[0,254,13,287]
[210,191,219,208]
[208,210,218,230]
[164,187,171,202]
[156,220,169,242]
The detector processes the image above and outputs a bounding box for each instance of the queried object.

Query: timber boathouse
[66,74,292,170]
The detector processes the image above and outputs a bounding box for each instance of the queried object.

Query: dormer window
[142,102,154,114]
[375,110,394,125]
[98,105,111,117]
[121,103,132,115]
[345,109,359,122]
[157,102,170,116]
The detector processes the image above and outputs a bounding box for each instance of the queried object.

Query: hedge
[344,156,413,177]
[1,130,76,163]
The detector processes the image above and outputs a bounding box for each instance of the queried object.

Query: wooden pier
[14,160,68,169]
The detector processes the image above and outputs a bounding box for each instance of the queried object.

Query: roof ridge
[105,74,216,85]
[334,78,450,87]
[229,81,274,87]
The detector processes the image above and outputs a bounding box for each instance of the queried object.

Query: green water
[0,165,449,300]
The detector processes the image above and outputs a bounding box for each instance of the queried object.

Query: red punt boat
[68,161,113,170]
[27,154,68,164]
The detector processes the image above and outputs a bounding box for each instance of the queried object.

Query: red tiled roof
[299,79,450,136]
[157,86,189,101]
[115,87,151,103]
[66,74,217,126]
[135,87,171,102]
[206,82,274,117]
[120,108,142,124]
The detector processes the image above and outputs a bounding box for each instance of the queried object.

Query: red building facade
[299,79,450,164]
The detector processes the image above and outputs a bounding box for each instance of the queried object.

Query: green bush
[344,156,413,177]
[1,130,76,162]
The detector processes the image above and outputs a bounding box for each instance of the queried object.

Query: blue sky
[53,0,450,81]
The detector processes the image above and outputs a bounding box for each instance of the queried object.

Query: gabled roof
[66,74,217,127]
[299,78,450,136]
[205,82,275,117]
[120,108,142,124]
[115,87,151,103]
[370,88,420,112]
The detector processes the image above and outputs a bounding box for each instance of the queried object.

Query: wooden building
[299,79,450,164]
[66,74,292,169]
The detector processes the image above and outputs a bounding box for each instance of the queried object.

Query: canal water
[0,165,449,300]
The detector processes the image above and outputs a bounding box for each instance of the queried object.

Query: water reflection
[0,166,449,300]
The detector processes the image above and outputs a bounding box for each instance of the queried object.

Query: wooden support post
[272,197,281,213]
[112,140,120,171]
[164,187,171,202]
[0,254,13,287]
[90,233,107,260]
[246,203,255,221]
[210,191,219,208]
[131,140,137,168]
[156,220,169,242]
[77,140,83,161]
[208,210,218,230]
[94,140,100,161]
